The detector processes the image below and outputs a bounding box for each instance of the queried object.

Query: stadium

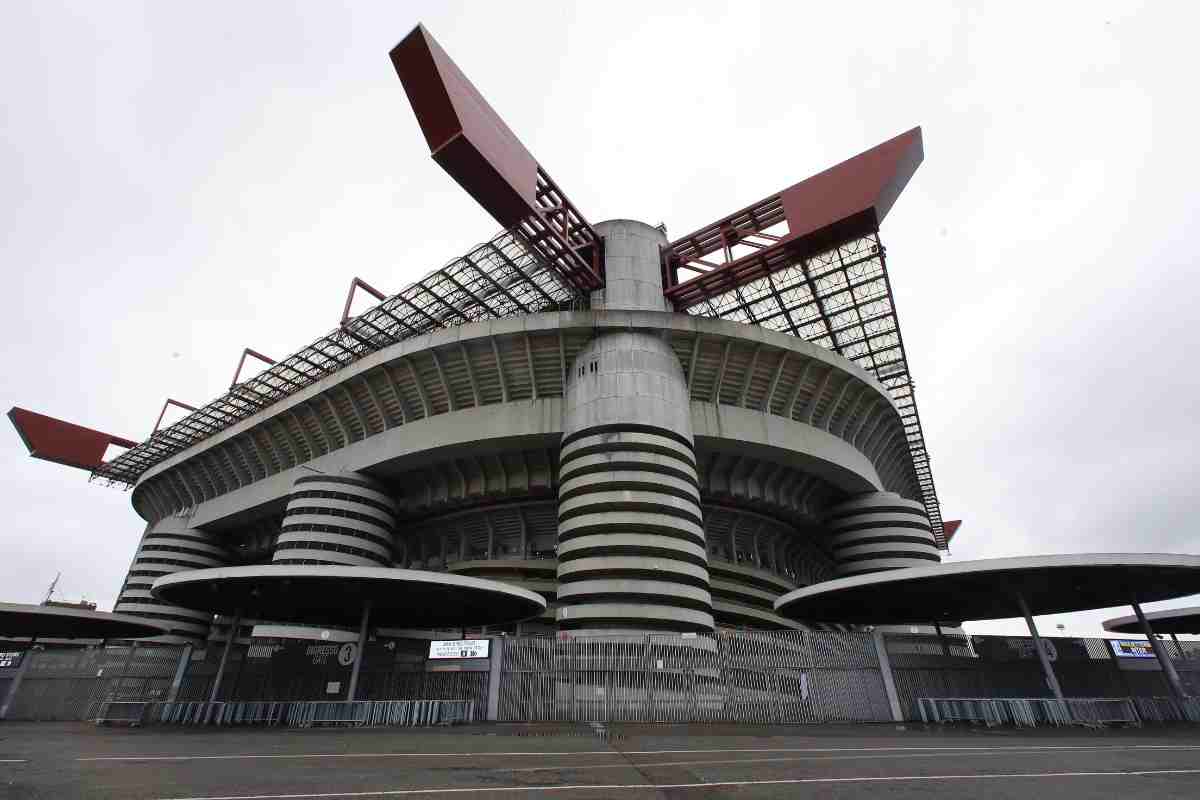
[2,25,977,724]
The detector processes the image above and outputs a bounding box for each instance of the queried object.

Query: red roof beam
[389,25,602,293]
[7,407,138,472]
[664,128,923,307]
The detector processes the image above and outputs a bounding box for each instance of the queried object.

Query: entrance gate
[497,630,891,723]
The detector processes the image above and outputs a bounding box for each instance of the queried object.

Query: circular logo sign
[320,630,331,641]
[337,643,357,666]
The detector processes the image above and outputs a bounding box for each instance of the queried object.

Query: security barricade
[918,696,1140,727]
[126,699,475,727]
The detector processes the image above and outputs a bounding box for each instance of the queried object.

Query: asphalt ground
[3,721,1200,799]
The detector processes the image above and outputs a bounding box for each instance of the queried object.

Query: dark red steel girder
[664,127,923,309]
[7,407,138,471]
[390,24,603,293]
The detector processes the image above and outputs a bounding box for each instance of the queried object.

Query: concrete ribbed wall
[557,331,714,633]
[828,492,940,576]
[272,473,397,566]
[113,516,229,642]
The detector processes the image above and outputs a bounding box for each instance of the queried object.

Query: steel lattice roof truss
[89,232,580,487]
[660,129,943,547]
[673,231,943,548]
[10,23,950,550]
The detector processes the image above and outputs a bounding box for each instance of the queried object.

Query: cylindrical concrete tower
[114,516,230,642]
[556,220,714,633]
[827,492,941,576]
[273,472,398,566]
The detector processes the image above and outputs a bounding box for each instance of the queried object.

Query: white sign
[1110,639,1157,659]
[337,643,357,666]
[0,651,23,669]
[325,681,341,694]
[428,639,490,660]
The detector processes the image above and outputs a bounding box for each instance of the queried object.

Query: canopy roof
[775,554,1200,624]
[0,601,169,639]
[152,565,547,629]
[1104,606,1200,635]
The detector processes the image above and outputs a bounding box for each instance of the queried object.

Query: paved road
[3,722,1200,798]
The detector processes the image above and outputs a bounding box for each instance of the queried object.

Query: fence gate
[498,629,891,723]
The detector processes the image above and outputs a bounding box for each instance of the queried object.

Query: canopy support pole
[1170,633,1186,660]
[209,610,241,703]
[346,600,372,702]
[1131,599,1187,699]
[1015,591,1064,703]
[933,621,950,656]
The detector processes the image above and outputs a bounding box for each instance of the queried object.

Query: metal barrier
[918,697,1140,728]
[1133,696,1200,723]
[94,701,154,726]
[1067,698,1141,726]
[100,699,474,727]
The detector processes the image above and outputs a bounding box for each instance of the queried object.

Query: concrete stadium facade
[111,220,939,644]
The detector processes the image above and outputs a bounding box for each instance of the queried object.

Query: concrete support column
[1131,600,1188,699]
[1015,592,1065,703]
[486,637,504,721]
[346,601,372,702]
[165,644,193,703]
[588,220,672,312]
[827,492,940,576]
[273,472,397,567]
[872,630,904,722]
[556,219,713,634]
[208,609,241,703]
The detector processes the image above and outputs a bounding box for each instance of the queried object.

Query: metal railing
[95,699,474,728]
[918,697,1140,728]
[1132,696,1200,723]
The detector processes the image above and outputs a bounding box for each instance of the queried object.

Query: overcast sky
[2,2,1197,638]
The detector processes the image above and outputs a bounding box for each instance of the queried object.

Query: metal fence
[3,644,184,721]
[917,697,1140,727]
[4,630,1199,727]
[887,632,1200,721]
[498,630,891,723]
[94,699,475,727]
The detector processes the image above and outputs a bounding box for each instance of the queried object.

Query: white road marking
[157,769,1200,800]
[500,744,1200,773]
[75,743,1200,762]
[0,759,28,763]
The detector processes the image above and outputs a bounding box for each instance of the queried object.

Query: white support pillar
[165,644,193,703]
[346,600,372,702]
[209,610,241,703]
[486,637,503,722]
[1131,600,1187,699]
[1015,592,1065,702]
[872,630,904,722]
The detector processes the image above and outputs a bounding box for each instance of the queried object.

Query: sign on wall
[1110,639,1157,659]
[0,651,23,669]
[428,640,490,660]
